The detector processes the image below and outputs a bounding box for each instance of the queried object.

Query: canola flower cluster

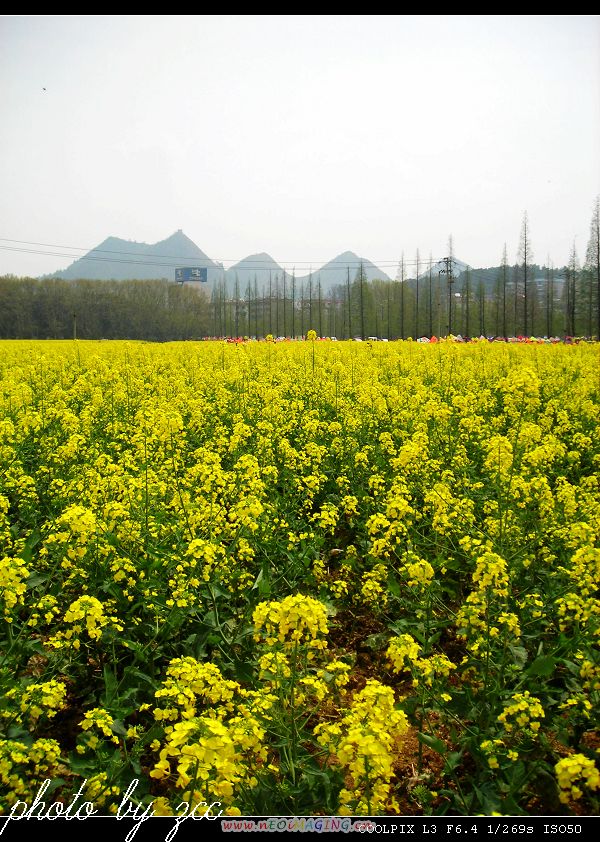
[0,553,28,620]
[455,547,522,654]
[497,691,545,736]
[554,753,600,804]
[0,339,599,816]
[315,680,410,814]
[253,594,329,654]
[386,634,456,690]
[78,707,120,752]
[150,658,269,805]
[3,679,67,725]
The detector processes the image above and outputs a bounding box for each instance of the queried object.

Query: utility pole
[437,264,442,338]
[440,256,455,336]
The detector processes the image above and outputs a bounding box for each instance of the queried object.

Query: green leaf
[253,566,271,597]
[26,574,47,588]
[251,568,264,590]
[69,754,97,774]
[527,655,556,677]
[111,718,127,737]
[365,632,388,650]
[188,638,209,660]
[417,732,446,755]
[7,724,31,742]
[388,618,412,635]
[444,751,463,773]
[562,659,582,677]
[121,665,156,690]
[202,609,218,628]
[103,665,118,705]
[21,530,41,564]
[508,645,528,669]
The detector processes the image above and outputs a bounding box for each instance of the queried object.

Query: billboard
[175,267,208,283]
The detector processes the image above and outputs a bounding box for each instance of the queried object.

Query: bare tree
[282,270,287,337]
[463,265,472,338]
[518,212,533,335]
[318,274,323,338]
[359,262,366,340]
[565,241,579,337]
[477,274,486,337]
[346,267,352,339]
[268,270,273,336]
[428,254,433,338]
[397,254,405,339]
[414,248,420,339]
[291,270,296,339]
[545,258,554,338]
[585,195,600,339]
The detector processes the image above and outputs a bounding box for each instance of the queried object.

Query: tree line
[1,201,598,342]
[0,278,212,340]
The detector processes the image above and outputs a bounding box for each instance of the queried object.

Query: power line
[0,238,215,264]
[0,237,445,272]
[0,245,203,271]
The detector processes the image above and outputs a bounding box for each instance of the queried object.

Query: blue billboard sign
[176,267,208,283]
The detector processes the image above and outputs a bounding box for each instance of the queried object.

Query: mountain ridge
[44,233,394,290]
[45,230,221,282]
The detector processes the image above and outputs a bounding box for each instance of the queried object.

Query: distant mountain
[225,253,282,289]
[43,235,393,291]
[46,230,222,282]
[296,251,391,292]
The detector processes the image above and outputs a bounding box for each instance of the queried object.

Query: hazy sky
[1,15,599,277]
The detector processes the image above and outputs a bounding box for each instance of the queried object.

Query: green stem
[289,641,299,786]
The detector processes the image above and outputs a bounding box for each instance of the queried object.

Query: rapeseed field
[1,339,598,816]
